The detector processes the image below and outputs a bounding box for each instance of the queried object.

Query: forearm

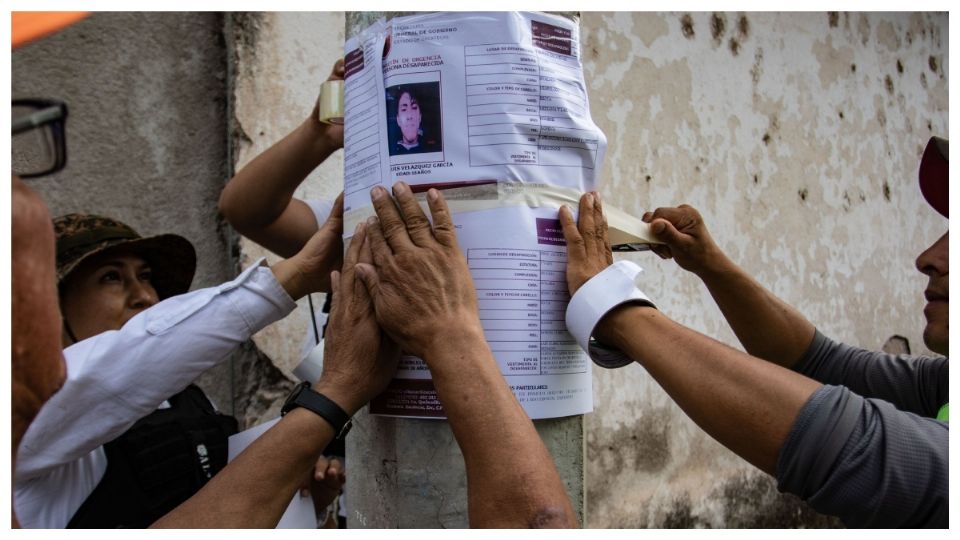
[424,327,577,528]
[152,408,334,528]
[603,305,821,475]
[697,255,816,369]
[220,117,337,247]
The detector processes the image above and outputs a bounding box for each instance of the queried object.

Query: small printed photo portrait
[386,82,443,157]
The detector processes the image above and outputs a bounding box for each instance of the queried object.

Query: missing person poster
[342,12,607,420]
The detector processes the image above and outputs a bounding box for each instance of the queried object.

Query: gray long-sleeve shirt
[775,330,948,528]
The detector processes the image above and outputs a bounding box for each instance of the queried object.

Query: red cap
[12,12,88,49]
[919,136,948,218]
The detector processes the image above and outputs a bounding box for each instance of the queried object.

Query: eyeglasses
[12,98,68,178]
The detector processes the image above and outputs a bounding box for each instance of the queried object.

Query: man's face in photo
[397,91,421,145]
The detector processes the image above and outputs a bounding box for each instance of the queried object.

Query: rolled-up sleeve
[777,385,948,528]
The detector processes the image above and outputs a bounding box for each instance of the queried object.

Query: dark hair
[394,86,419,104]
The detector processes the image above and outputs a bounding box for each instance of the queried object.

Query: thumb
[354,263,380,296]
[320,194,345,234]
[651,219,685,247]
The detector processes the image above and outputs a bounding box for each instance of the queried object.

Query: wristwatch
[281,381,353,439]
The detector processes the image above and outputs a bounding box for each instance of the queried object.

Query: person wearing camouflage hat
[45,213,239,528]
[46,214,346,528]
[15,203,355,529]
[53,213,196,345]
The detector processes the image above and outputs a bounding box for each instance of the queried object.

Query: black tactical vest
[68,384,238,528]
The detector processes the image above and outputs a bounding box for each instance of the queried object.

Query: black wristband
[281,381,352,439]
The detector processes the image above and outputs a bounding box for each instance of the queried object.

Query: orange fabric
[12,12,89,48]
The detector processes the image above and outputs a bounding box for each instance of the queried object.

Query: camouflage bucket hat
[54,213,196,300]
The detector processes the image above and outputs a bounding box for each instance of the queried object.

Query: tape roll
[318,80,345,125]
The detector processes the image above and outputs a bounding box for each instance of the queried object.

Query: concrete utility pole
[344,11,586,528]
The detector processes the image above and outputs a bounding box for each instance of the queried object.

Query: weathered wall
[228,12,345,383]
[580,12,947,527]
[10,12,248,416]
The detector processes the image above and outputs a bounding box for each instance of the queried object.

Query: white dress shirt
[14,260,297,529]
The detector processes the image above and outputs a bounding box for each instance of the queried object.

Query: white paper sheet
[345,12,606,420]
[227,418,317,529]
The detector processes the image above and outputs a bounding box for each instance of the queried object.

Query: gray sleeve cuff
[776,385,860,496]
[776,384,949,527]
[791,329,830,377]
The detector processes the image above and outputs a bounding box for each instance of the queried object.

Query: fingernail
[371,186,386,200]
[428,188,439,202]
[394,181,408,194]
[585,193,594,207]
[593,191,601,203]
[367,216,378,226]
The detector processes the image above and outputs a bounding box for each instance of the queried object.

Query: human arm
[219,60,344,258]
[795,330,948,416]
[11,178,66,528]
[560,193,822,475]
[355,183,578,528]
[776,385,948,527]
[641,205,815,368]
[152,223,398,528]
[567,194,949,526]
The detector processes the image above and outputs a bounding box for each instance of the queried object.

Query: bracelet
[565,260,656,368]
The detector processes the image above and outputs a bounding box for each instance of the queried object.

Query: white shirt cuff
[565,260,656,369]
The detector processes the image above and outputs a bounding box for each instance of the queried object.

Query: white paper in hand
[227,418,318,528]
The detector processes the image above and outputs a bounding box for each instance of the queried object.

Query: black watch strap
[281,382,352,438]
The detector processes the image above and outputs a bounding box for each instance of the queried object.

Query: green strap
[936,403,948,422]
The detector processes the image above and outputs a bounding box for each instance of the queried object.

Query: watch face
[282,381,310,415]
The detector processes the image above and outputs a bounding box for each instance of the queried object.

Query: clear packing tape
[343,182,663,251]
